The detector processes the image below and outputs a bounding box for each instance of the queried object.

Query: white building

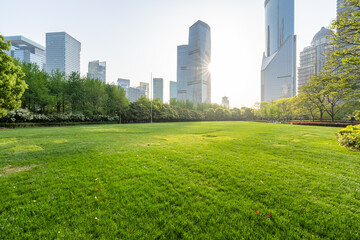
[261,0,296,102]
[88,60,106,83]
[177,20,211,105]
[4,35,46,70]
[46,32,81,75]
[298,27,333,91]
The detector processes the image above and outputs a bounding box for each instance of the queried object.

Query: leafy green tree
[48,70,66,113]
[66,72,85,113]
[84,78,107,115]
[105,84,129,123]
[328,0,360,77]
[20,62,50,113]
[0,35,27,118]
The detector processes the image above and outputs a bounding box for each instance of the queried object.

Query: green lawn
[0,122,359,239]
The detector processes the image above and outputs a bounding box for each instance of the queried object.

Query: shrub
[291,121,357,127]
[337,125,360,150]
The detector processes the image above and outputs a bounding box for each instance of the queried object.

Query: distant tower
[4,36,46,70]
[46,32,81,75]
[177,20,211,105]
[261,0,296,102]
[139,82,150,98]
[170,81,177,100]
[298,27,333,91]
[222,97,230,109]
[153,78,164,103]
[88,60,106,83]
[117,78,130,89]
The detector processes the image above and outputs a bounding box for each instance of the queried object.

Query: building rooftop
[5,35,45,51]
[311,27,333,45]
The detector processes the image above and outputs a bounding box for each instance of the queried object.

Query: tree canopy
[0,35,27,118]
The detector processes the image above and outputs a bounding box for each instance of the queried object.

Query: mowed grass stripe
[0,122,359,239]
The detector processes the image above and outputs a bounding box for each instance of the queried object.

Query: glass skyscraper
[4,35,46,70]
[261,0,296,102]
[177,20,211,105]
[46,32,81,75]
[88,60,106,83]
[170,81,177,100]
[298,27,333,91]
[153,78,164,103]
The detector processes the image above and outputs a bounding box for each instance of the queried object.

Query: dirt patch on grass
[0,138,18,146]
[0,165,38,177]
[53,139,68,144]
[11,145,44,152]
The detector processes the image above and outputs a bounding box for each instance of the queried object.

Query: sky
[0,0,337,108]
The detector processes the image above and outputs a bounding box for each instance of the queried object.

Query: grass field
[0,122,359,239]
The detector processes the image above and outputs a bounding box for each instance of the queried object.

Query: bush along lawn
[0,121,359,239]
[337,124,360,151]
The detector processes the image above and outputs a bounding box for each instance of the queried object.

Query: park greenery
[0,35,27,118]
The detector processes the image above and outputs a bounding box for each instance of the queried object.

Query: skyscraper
[46,32,81,75]
[261,0,296,102]
[177,20,211,105]
[4,35,46,70]
[87,60,106,83]
[139,82,150,98]
[153,78,164,103]
[117,78,130,89]
[170,81,177,100]
[298,27,333,90]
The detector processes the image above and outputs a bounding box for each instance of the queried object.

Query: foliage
[0,35,27,118]
[337,124,360,150]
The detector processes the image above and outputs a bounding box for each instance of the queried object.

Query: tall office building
[177,20,211,105]
[261,0,296,102]
[222,97,230,109]
[117,78,130,89]
[139,82,149,98]
[4,36,46,70]
[88,60,106,83]
[127,87,145,102]
[153,78,164,103]
[170,81,177,100]
[177,45,189,101]
[298,27,333,90]
[46,32,81,75]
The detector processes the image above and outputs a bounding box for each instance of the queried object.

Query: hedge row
[337,125,360,151]
[291,121,359,127]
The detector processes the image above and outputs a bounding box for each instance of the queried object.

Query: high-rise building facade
[117,78,130,89]
[261,0,296,102]
[170,81,177,100]
[298,27,333,90]
[177,20,211,105]
[222,97,230,109]
[88,60,106,83]
[46,32,81,75]
[127,87,145,102]
[139,82,149,98]
[153,78,164,103]
[4,36,46,70]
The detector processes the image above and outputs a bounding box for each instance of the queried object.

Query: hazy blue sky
[0,0,337,107]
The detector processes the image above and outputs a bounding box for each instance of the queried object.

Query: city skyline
[0,0,337,107]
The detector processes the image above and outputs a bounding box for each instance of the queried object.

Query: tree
[48,70,66,113]
[20,62,51,113]
[105,84,129,123]
[0,35,27,118]
[328,0,360,77]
